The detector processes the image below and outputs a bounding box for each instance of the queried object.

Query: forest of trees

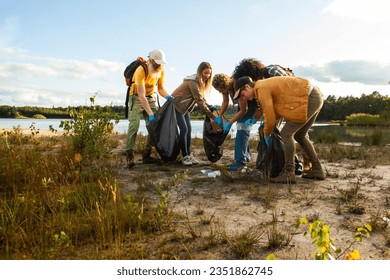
[1,91,389,122]
[193,91,390,122]
[316,91,390,121]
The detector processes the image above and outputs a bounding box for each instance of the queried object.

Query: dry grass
[1,128,390,260]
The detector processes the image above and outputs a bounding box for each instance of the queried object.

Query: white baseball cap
[148,49,166,65]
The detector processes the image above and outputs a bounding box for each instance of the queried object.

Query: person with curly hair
[232,58,310,172]
[212,73,261,171]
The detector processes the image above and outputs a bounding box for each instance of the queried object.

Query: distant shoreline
[0,128,64,137]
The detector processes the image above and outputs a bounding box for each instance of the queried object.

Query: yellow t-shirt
[130,65,165,96]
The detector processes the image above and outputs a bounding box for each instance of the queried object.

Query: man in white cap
[126,49,173,168]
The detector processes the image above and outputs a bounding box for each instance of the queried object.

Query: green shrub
[346,113,381,126]
[32,114,46,119]
[60,94,119,163]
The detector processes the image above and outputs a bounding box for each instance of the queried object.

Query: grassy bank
[1,127,390,259]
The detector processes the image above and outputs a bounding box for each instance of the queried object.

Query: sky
[0,0,389,108]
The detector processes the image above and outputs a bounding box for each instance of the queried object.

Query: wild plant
[228,230,262,259]
[266,210,292,248]
[60,94,119,163]
[248,185,278,208]
[295,218,371,260]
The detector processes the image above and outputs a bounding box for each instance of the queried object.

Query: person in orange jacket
[233,76,325,184]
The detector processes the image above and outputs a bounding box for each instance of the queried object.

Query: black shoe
[126,150,135,168]
[142,156,160,164]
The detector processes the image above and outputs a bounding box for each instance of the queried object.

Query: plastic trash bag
[256,125,285,178]
[203,111,228,163]
[146,99,180,162]
[256,125,303,177]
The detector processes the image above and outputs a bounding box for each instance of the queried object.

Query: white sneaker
[190,154,199,164]
[182,155,192,166]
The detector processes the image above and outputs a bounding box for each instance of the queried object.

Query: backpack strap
[274,64,294,76]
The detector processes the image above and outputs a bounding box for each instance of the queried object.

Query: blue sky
[0,0,389,108]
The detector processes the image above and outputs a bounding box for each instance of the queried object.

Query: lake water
[0,118,222,138]
[1,118,390,144]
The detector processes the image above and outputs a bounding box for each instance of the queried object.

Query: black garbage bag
[146,99,180,162]
[256,125,285,178]
[203,112,228,163]
[256,125,303,177]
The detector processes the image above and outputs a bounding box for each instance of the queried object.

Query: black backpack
[262,64,294,79]
[123,57,148,118]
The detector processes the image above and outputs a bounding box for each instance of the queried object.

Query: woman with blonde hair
[172,62,217,166]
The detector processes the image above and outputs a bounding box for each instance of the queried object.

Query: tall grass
[0,131,173,259]
[1,109,389,260]
[0,100,173,259]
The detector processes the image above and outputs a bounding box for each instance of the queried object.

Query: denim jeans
[175,110,191,157]
[234,100,258,163]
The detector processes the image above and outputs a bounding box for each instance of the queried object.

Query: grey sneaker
[182,155,192,166]
[190,154,199,164]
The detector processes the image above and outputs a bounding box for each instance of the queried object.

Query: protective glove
[209,105,217,111]
[264,135,270,146]
[245,118,257,126]
[223,121,232,134]
[214,116,223,128]
[148,115,155,122]
[165,95,174,101]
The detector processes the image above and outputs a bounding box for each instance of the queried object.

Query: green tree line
[317,91,390,121]
[0,105,123,119]
[1,91,389,121]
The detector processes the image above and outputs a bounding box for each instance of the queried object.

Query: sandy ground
[4,128,389,259]
[111,139,390,260]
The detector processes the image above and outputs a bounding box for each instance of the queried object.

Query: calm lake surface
[1,118,390,144]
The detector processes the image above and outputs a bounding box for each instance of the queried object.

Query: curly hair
[212,73,232,91]
[231,58,266,81]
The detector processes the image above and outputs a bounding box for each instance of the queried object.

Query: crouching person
[233,76,325,184]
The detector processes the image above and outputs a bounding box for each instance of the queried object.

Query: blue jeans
[175,110,191,157]
[234,100,257,164]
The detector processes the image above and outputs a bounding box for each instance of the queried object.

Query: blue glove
[214,116,223,128]
[264,135,270,146]
[148,115,155,122]
[245,118,257,126]
[209,105,217,111]
[259,121,265,128]
[166,95,174,101]
[223,121,231,134]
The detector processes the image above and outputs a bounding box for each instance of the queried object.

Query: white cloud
[0,49,125,106]
[294,60,390,85]
[324,0,390,24]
